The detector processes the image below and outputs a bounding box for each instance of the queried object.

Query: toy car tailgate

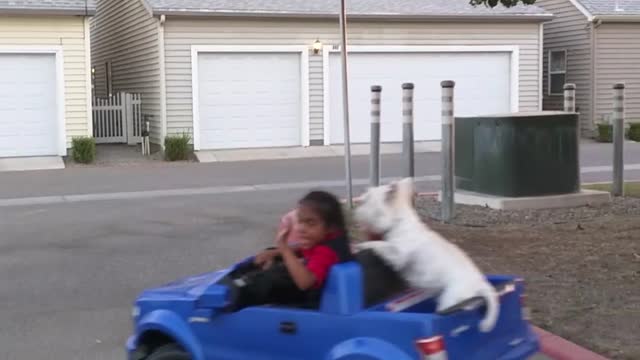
[370,277,537,359]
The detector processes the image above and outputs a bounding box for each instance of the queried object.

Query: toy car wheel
[145,343,191,360]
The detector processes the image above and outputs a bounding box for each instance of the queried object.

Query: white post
[613,83,625,196]
[402,83,415,178]
[564,83,580,189]
[339,0,353,208]
[125,93,135,145]
[441,81,456,222]
[146,121,150,155]
[370,85,382,187]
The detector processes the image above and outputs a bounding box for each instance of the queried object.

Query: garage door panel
[329,52,511,144]
[0,53,58,157]
[198,52,302,150]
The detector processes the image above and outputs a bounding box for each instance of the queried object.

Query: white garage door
[328,51,512,144]
[197,52,302,150]
[0,53,58,157]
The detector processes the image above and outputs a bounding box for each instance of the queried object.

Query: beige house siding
[537,0,592,133]
[0,15,90,147]
[594,23,640,125]
[163,18,541,143]
[90,0,163,144]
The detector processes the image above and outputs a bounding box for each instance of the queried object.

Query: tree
[469,0,537,7]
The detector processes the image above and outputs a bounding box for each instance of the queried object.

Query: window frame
[548,50,567,96]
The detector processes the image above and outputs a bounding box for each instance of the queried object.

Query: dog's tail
[478,284,499,333]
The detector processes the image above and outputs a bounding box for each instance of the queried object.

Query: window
[105,61,113,97]
[548,50,567,96]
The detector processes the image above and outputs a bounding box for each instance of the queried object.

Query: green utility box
[455,111,580,197]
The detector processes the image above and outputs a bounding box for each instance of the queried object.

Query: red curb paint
[533,326,611,360]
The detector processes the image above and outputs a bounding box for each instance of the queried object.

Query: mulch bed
[412,196,640,360]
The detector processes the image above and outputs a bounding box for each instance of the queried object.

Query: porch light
[312,39,322,55]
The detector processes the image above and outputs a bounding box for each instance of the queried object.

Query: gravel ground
[412,196,640,360]
[416,195,640,227]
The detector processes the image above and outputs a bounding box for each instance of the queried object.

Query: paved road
[1,141,635,359]
[0,189,554,360]
[1,142,640,202]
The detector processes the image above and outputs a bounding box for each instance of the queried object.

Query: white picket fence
[92,92,143,144]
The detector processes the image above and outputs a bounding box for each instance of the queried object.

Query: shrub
[164,133,191,161]
[71,137,96,164]
[629,122,640,142]
[596,123,613,143]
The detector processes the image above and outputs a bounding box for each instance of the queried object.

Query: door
[197,52,303,150]
[328,51,512,144]
[0,53,58,157]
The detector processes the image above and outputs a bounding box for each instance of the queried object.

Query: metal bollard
[564,83,580,189]
[613,83,625,196]
[370,85,382,187]
[441,80,455,222]
[402,83,415,179]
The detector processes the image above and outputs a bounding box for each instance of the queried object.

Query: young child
[229,190,353,310]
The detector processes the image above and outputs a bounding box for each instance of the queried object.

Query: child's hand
[254,249,278,269]
[276,225,292,251]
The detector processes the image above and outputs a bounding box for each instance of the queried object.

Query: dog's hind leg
[354,241,405,272]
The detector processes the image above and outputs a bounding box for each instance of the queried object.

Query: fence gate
[92,92,143,144]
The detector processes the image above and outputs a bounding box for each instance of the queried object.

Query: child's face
[295,205,330,249]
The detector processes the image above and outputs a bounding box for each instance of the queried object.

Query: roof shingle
[577,0,640,16]
[0,0,95,15]
[145,0,551,19]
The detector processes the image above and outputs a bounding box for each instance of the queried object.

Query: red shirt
[300,232,342,289]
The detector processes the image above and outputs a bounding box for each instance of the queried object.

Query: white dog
[353,177,499,332]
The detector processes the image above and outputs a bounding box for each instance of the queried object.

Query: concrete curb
[533,326,611,360]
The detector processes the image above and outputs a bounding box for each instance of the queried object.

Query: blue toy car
[127,250,539,360]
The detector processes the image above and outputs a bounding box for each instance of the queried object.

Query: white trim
[538,23,544,111]
[190,45,311,150]
[322,45,521,145]
[325,45,519,54]
[300,48,310,147]
[84,17,93,138]
[569,0,594,21]
[0,46,66,156]
[190,46,200,150]
[158,15,168,147]
[510,47,520,113]
[322,47,331,146]
[548,49,568,96]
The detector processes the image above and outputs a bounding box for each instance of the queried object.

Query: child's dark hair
[299,190,347,234]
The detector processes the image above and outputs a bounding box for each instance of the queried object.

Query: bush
[71,137,96,164]
[629,122,640,142]
[164,133,191,161]
[597,123,612,143]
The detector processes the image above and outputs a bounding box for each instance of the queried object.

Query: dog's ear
[385,182,398,204]
[393,177,415,209]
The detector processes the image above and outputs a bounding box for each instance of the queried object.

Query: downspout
[84,0,92,138]
[590,18,602,134]
[84,15,93,138]
[158,14,168,149]
[538,22,544,111]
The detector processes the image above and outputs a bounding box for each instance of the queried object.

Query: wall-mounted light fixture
[312,39,322,55]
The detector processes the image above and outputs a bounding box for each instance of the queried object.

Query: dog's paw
[352,241,376,252]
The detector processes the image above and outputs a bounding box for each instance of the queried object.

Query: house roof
[0,0,95,15]
[577,0,640,16]
[145,0,553,21]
